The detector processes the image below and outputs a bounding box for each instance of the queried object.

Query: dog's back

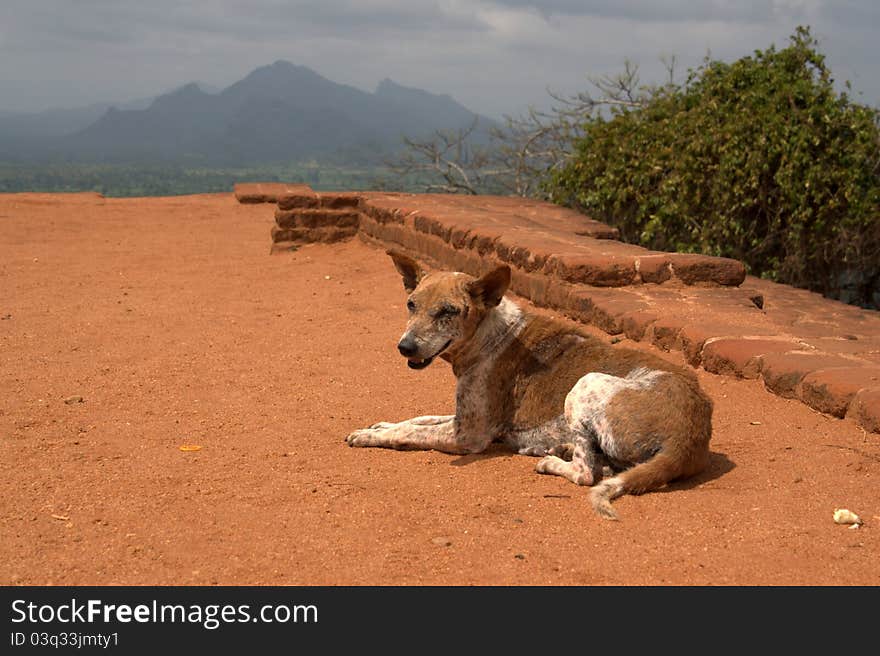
[485,313,707,430]
[487,312,713,517]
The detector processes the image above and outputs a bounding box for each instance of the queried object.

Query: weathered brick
[235,182,307,204]
[591,300,643,335]
[510,270,546,306]
[564,290,645,336]
[701,338,800,378]
[267,184,753,289]
[573,219,620,240]
[413,214,450,241]
[551,254,638,287]
[846,388,880,434]
[759,352,854,399]
[619,310,660,341]
[277,187,320,210]
[799,367,880,417]
[636,255,672,284]
[668,253,746,286]
[275,209,360,229]
[319,192,362,209]
[271,225,357,245]
[510,203,620,240]
[678,322,742,367]
[650,318,687,352]
[361,203,405,225]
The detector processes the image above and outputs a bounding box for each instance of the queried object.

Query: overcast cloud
[0,1,876,116]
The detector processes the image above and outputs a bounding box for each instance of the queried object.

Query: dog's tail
[589,449,707,520]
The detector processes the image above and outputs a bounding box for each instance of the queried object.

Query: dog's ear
[467,265,511,308]
[387,249,424,293]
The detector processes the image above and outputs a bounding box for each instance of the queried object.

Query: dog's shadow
[449,443,522,467]
[656,451,736,492]
[450,447,736,490]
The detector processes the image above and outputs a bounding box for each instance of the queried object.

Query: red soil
[1,192,878,585]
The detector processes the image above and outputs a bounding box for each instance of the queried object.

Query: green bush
[546,27,880,308]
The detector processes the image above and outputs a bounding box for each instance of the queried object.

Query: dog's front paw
[369,421,395,430]
[346,428,373,447]
[346,425,395,448]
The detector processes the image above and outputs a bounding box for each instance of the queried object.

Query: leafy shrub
[546,27,880,307]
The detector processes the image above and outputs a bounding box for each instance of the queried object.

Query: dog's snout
[398,337,418,357]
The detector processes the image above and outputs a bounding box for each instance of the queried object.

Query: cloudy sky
[0,1,876,116]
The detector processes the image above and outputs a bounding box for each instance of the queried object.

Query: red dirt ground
[1,192,878,585]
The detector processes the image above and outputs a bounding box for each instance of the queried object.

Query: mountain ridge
[0,62,494,165]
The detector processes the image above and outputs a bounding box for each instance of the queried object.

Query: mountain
[0,62,494,165]
[0,103,116,140]
[374,78,480,132]
[0,93,161,141]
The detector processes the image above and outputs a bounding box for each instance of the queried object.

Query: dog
[346,250,713,519]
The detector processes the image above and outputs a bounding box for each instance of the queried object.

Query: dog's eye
[406,300,416,312]
[435,305,460,318]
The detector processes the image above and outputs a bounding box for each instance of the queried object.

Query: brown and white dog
[346,250,713,519]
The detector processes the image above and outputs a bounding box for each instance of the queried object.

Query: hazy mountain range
[0,61,493,165]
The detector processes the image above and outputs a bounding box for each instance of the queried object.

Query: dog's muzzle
[402,339,452,370]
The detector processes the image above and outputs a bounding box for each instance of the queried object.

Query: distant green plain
[0,162,412,197]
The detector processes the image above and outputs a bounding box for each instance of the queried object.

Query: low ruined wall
[234,182,880,434]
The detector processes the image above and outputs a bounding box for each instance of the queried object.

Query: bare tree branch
[384,117,496,195]
[384,60,660,197]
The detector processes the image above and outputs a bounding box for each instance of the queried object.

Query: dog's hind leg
[535,432,604,487]
[508,415,573,457]
[517,442,574,458]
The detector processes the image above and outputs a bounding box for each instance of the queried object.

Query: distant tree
[490,58,675,197]
[547,26,880,306]
[383,118,500,194]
